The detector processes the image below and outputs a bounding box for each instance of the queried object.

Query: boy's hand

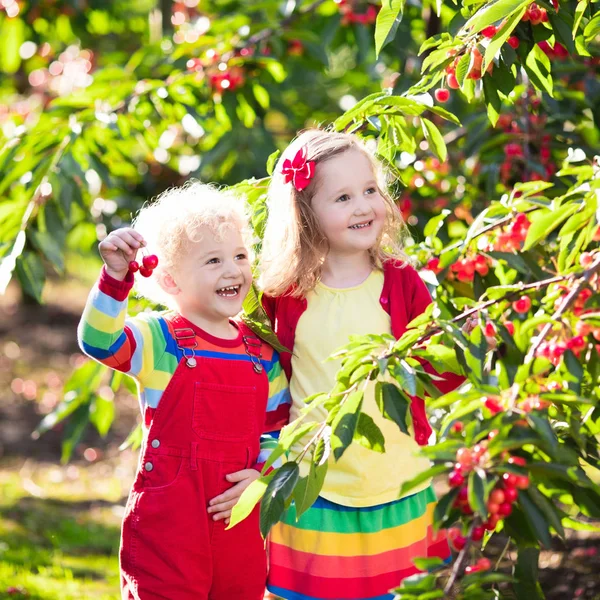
[208,468,261,524]
[98,227,146,280]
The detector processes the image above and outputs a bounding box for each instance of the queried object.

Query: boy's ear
[158,270,181,296]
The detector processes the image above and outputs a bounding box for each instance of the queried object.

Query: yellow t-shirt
[290,270,431,507]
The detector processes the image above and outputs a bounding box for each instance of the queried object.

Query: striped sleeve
[263,354,291,433]
[77,267,167,382]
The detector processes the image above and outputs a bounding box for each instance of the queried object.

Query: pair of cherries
[129,253,159,278]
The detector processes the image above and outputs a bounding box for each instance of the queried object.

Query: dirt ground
[1,277,600,599]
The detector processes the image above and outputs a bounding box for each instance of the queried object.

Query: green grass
[0,465,122,600]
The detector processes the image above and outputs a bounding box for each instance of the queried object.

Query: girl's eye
[206,258,219,264]
[235,253,247,260]
[365,187,377,195]
[336,194,350,202]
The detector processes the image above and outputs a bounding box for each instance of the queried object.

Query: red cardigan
[262,260,463,446]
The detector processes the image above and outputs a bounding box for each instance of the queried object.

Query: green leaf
[412,556,445,571]
[354,413,386,453]
[252,84,270,110]
[514,546,544,600]
[90,394,115,437]
[518,492,552,548]
[15,251,46,303]
[525,488,565,538]
[376,382,410,434]
[523,204,578,251]
[29,229,65,274]
[462,0,529,35]
[526,414,558,454]
[468,468,488,516]
[482,75,501,127]
[524,43,553,97]
[229,472,274,530]
[433,487,459,529]
[264,421,319,472]
[483,5,528,70]
[375,0,405,57]
[293,450,328,519]
[260,462,299,537]
[266,149,280,176]
[0,15,25,74]
[583,12,600,42]
[421,118,447,162]
[331,391,364,460]
[61,403,90,463]
[399,464,448,497]
[573,0,588,37]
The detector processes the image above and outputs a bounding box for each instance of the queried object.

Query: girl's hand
[98,228,146,280]
[207,468,261,524]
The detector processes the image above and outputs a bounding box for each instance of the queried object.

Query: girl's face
[310,149,387,258]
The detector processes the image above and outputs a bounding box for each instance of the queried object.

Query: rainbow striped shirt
[78,268,291,450]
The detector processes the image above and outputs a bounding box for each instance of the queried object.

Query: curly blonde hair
[260,128,408,297]
[132,181,251,309]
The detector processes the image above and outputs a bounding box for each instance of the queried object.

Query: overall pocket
[193,381,256,442]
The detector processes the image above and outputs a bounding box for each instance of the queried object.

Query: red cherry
[502,473,518,488]
[458,486,469,502]
[512,296,532,314]
[487,501,500,515]
[447,72,460,89]
[484,514,500,530]
[143,254,159,269]
[477,557,492,571]
[482,25,497,38]
[465,565,480,574]
[457,448,474,467]
[139,267,153,278]
[128,260,140,273]
[484,321,496,337]
[453,534,467,550]
[498,502,513,517]
[484,398,503,414]
[580,252,594,268]
[516,475,530,490]
[435,88,450,103]
[472,525,485,541]
[507,36,520,49]
[576,321,592,337]
[508,456,527,467]
[449,471,465,488]
[504,487,519,503]
[490,489,505,504]
[505,321,515,335]
[451,421,464,434]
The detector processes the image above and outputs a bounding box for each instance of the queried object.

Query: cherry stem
[444,522,475,595]
[524,254,600,364]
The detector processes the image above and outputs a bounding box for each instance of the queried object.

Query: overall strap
[238,320,264,374]
[164,314,198,368]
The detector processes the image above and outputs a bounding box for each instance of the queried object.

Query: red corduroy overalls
[120,315,268,600]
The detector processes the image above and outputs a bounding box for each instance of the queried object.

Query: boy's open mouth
[216,285,241,297]
[349,220,373,230]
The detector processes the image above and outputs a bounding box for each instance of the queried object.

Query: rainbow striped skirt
[266,486,450,600]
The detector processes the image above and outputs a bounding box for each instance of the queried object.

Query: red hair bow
[281,147,315,191]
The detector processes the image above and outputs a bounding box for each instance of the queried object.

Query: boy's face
[169,225,252,324]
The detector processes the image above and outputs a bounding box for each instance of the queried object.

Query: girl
[260,129,461,600]
[78,182,290,600]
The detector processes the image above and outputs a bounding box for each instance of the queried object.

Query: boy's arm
[78,266,163,380]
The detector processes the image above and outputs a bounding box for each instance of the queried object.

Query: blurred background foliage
[1,0,600,597]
